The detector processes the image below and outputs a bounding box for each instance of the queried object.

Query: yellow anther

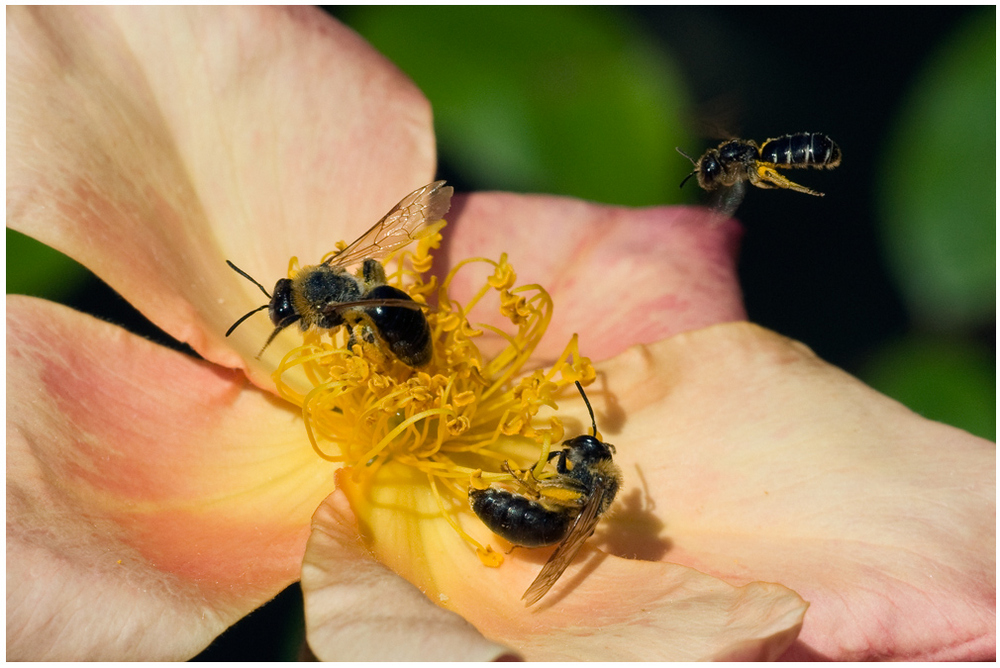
[488,256,517,291]
[476,545,505,568]
[272,220,600,567]
[469,469,488,490]
[452,390,476,407]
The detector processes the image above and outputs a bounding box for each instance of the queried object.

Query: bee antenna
[675,146,697,166]
[675,148,699,189]
[227,260,272,299]
[226,304,269,337]
[574,380,598,438]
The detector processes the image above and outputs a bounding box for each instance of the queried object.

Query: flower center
[272,221,594,566]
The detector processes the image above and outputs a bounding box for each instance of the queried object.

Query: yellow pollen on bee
[272,221,595,564]
[539,486,583,504]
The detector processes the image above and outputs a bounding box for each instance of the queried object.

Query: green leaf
[860,335,995,441]
[340,6,694,206]
[877,10,995,330]
[6,228,93,302]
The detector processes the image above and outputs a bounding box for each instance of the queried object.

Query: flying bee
[677,132,841,216]
[225,180,453,366]
[469,381,623,606]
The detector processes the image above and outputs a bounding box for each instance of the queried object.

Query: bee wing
[323,181,453,268]
[321,297,427,318]
[521,479,609,607]
[708,179,747,219]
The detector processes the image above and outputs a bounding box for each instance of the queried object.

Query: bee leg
[501,461,544,496]
[344,323,370,360]
[360,258,388,287]
[754,164,824,196]
[346,328,357,349]
[345,313,390,365]
[548,449,572,475]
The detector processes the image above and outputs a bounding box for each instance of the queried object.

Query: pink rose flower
[7,6,993,661]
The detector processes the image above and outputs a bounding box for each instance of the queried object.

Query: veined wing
[521,478,609,606]
[323,180,453,268]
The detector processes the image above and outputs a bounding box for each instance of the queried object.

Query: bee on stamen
[469,381,623,606]
[225,181,452,366]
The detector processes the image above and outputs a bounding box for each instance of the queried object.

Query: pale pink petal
[7,296,336,660]
[446,552,807,661]
[301,487,516,661]
[586,322,995,660]
[328,461,806,661]
[7,6,436,386]
[443,193,745,361]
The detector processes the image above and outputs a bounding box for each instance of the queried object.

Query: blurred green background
[7,6,994,661]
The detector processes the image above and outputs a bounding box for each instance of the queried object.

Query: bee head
[562,434,616,468]
[677,146,722,190]
[268,278,297,328]
[562,381,617,465]
[225,261,300,359]
[695,150,724,190]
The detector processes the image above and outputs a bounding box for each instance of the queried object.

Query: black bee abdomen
[469,487,572,548]
[364,285,432,367]
[760,133,842,168]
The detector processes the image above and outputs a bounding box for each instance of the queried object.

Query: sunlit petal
[588,321,995,660]
[302,486,516,661]
[331,455,806,661]
[283,214,800,660]
[7,296,336,659]
[7,6,436,384]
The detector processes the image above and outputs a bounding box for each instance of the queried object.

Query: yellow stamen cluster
[272,220,594,565]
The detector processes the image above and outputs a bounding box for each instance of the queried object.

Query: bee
[469,381,623,606]
[677,132,842,215]
[225,180,453,366]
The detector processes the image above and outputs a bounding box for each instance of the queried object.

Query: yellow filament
[272,221,595,562]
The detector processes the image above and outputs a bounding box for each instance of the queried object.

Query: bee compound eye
[702,154,722,179]
[269,278,295,326]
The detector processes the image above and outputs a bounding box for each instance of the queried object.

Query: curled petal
[587,322,996,661]
[302,487,517,661]
[332,461,806,661]
[7,6,436,387]
[7,297,336,659]
[443,193,745,361]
